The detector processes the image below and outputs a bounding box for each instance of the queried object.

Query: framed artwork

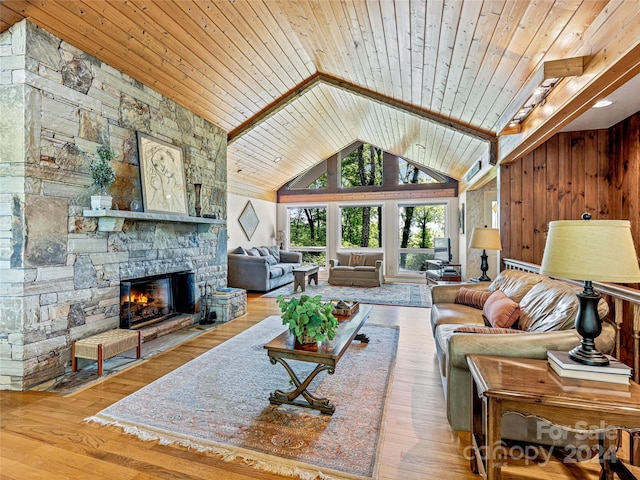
[239,201,259,240]
[137,132,188,215]
[459,203,465,234]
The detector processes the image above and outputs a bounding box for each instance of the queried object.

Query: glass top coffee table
[264,304,372,415]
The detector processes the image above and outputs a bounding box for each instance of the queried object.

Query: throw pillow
[454,325,524,334]
[266,245,281,262]
[232,246,247,255]
[246,248,261,257]
[454,287,492,310]
[482,290,521,328]
[348,253,367,267]
[263,254,277,265]
[257,247,270,256]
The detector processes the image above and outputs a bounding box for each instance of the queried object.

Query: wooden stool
[72,329,142,377]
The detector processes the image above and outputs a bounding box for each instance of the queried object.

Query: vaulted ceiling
[2,1,639,200]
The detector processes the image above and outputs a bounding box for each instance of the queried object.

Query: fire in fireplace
[120,271,196,329]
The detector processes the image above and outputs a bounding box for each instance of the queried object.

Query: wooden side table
[292,265,319,293]
[467,354,640,480]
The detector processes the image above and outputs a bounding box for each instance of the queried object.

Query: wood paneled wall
[500,112,639,368]
[500,111,640,263]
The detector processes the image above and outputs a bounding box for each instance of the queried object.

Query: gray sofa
[228,246,301,292]
[328,252,384,286]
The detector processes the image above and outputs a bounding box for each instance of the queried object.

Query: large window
[287,206,327,266]
[340,205,382,248]
[398,203,446,271]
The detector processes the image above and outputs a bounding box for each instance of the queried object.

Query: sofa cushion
[489,269,545,302]
[454,287,492,309]
[332,266,354,272]
[246,248,261,257]
[483,290,521,328]
[431,303,485,332]
[277,263,295,274]
[269,267,284,278]
[257,247,270,256]
[353,266,376,272]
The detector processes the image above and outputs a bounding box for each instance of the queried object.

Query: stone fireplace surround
[0,20,228,390]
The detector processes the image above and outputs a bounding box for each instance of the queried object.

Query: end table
[467,354,640,480]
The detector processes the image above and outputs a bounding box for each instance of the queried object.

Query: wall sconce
[501,56,586,135]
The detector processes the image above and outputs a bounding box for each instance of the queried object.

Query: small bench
[292,265,319,293]
[72,329,142,377]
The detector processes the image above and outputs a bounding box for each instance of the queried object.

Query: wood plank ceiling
[2,1,639,199]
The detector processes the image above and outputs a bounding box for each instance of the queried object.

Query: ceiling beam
[318,73,496,143]
[228,71,498,146]
[499,42,640,165]
[227,72,322,144]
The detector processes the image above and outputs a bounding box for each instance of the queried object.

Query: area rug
[263,280,431,308]
[87,316,399,480]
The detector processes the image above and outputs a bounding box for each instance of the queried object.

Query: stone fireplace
[120,271,196,329]
[0,20,228,390]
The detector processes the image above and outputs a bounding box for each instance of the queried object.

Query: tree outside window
[288,207,327,266]
[398,204,446,271]
[341,205,382,248]
[340,144,383,187]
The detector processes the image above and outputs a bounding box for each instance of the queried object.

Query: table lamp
[469,226,502,281]
[540,214,640,366]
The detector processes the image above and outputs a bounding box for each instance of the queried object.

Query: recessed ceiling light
[416,144,425,149]
[273,156,282,163]
[592,99,613,108]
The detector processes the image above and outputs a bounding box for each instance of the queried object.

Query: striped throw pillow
[454,287,492,309]
[453,326,524,334]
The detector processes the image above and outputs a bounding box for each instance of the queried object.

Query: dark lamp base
[568,345,610,367]
[570,284,610,367]
[475,274,492,282]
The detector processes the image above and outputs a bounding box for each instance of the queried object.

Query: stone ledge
[83,210,226,231]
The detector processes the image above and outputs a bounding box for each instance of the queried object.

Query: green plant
[91,145,116,193]
[277,294,338,344]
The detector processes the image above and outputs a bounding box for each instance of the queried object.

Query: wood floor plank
[0,293,627,479]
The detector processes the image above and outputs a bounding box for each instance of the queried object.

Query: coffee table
[264,304,372,414]
[467,354,640,480]
[292,264,319,292]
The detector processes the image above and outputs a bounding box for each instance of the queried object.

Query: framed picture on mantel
[137,132,188,215]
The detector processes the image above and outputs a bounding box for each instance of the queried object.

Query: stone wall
[0,20,228,390]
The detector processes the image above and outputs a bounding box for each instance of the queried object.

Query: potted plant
[90,144,116,210]
[277,294,339,346]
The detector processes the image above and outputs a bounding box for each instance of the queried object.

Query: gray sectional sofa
[227,246,301,292]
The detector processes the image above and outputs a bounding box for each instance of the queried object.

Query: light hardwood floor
[0,294,623,479]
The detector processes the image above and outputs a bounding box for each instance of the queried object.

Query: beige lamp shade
[469,227,502,251]
[540,219,640,283]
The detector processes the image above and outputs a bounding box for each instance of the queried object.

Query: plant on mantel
[277,294,339,346]
[90,145,116,210]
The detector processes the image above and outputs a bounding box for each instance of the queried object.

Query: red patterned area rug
[87,315,399,480]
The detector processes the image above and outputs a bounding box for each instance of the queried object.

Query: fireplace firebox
[120,271,196,329]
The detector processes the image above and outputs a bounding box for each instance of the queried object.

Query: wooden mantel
[83,210,226,232]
